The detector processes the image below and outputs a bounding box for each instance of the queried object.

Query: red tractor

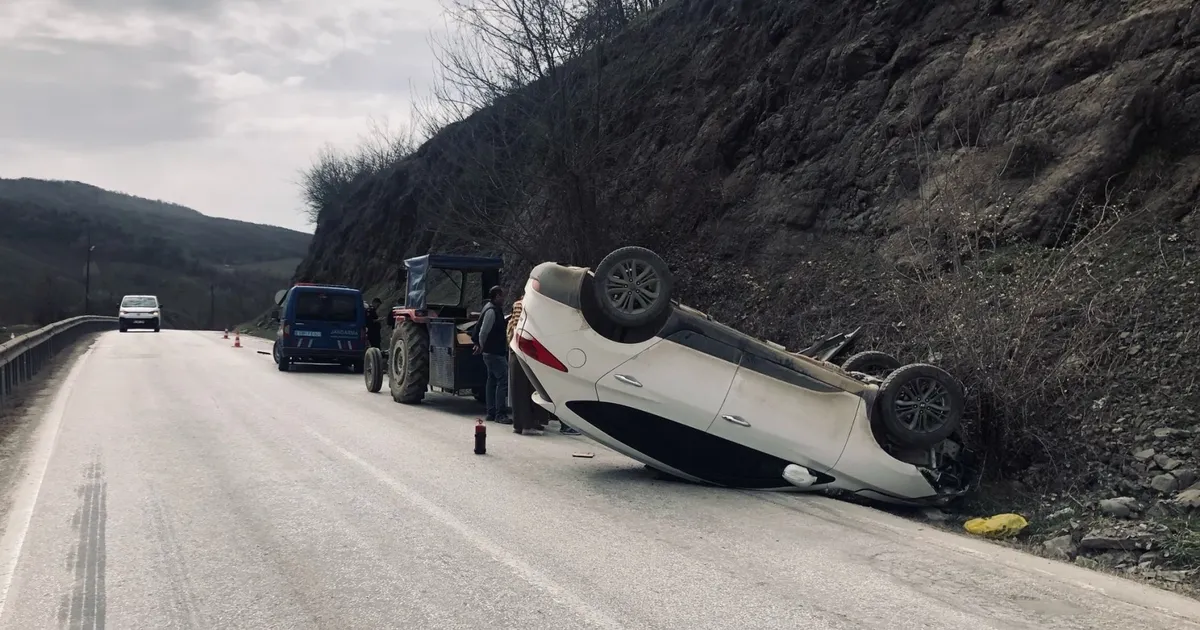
[362,254,504,404]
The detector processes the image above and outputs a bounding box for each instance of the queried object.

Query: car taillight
[517,330,566,372]
[282,323,290,337]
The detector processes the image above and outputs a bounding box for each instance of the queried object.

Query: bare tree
[298,116,420,225]
[420,0,667,266]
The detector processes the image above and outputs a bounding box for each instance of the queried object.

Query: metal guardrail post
[0,316,118,410]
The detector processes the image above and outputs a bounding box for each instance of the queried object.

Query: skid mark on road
[59,453,106,630]
[305,427,628,630]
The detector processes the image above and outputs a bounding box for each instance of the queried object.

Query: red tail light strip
[517,330,567,372]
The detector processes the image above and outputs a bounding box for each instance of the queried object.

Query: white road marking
[0,342,95,620]
[306,427,627,630]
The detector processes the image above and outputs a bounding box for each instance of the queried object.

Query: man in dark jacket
[365,298,383,349]
[474,286,511,424]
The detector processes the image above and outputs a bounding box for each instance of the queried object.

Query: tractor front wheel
[389,319,430,404]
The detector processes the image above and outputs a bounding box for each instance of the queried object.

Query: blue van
[273,283,367,373]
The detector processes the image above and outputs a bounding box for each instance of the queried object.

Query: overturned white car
[510,246,972,505]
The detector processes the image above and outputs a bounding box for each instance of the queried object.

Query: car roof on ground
[404,254,504,270]
[290,284,360,293]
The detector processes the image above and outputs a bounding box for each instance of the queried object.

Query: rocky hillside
[0,178,310,329]
[297,0,1199,584]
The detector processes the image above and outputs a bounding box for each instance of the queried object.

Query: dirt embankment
[297,0,1200,587]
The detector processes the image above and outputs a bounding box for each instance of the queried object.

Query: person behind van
[365,298,383,349]
[474,286,511,424]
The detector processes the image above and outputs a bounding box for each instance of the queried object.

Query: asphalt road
[0,330,1197,630]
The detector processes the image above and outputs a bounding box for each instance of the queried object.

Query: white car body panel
[512,269,950,505]
[597,341,737,434]
[709,365,856,473]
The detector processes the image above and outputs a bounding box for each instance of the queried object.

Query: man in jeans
[474,286,511,424]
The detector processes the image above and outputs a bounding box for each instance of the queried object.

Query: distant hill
[0,178,311,329]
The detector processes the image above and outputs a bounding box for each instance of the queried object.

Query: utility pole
[84,233,95,315]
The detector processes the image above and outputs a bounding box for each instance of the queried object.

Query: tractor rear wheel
[389,319,430,404]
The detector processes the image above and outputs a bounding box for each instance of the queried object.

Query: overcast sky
[0,0,447,233]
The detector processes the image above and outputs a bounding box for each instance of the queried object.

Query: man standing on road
[508,291,546,435]
[365,298,383,349]
[474,286,511,424]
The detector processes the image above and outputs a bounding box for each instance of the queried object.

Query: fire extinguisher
[474,419,486,455]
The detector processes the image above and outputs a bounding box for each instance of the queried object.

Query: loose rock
[1043,534,1077,560]
[1174,485,1200,511]
[1098,497,1139,519]
[1150,473,1180,494]
[1079,531,1154,551]
[1132,448,1156,461]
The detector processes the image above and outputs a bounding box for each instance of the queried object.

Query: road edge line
[0,339,97,620]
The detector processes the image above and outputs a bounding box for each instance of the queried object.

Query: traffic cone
[223,328,229,339]
[233,332,242,348]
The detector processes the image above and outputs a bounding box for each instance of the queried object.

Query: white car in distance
[118,295,162,333]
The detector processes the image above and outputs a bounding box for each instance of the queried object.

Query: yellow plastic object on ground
[964,513,1029,538]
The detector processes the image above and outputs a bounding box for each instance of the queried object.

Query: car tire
[119,325,127,333]
[364,347,384,393]
[277,354,291,372]
[876,363,965,449]
[592,246,674,328]
[842,351,901,378]
[389,318,429,404]
[272,340,282,364]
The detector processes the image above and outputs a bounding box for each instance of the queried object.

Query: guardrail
[0,316,119,409]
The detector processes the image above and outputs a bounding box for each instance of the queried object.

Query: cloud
[0,0,446,232]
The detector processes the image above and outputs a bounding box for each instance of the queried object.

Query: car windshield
[294,291,358,322]
[121,296,157,308]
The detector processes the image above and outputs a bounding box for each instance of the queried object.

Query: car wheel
[272,340,281,364]
[277,355,291,372]
[592,246,674,328]
[364,347,384,393]
[842,351,901,378]
[876,363,965,449]
[388,319,429,404]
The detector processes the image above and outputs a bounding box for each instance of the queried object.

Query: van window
[121,296,158,308]
[294,292,359,322]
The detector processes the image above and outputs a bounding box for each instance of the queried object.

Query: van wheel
[277,355,291,372]
[389,319,429,404]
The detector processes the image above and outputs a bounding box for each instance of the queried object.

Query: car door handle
[722,415,751,427]
[614,374,643,387]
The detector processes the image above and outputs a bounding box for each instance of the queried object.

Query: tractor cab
[394,254,503,322]
[362,254,505,404]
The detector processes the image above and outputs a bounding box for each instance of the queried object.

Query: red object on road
[233,332,242,348]
[474,419,486,455]
[223,329,229,339]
